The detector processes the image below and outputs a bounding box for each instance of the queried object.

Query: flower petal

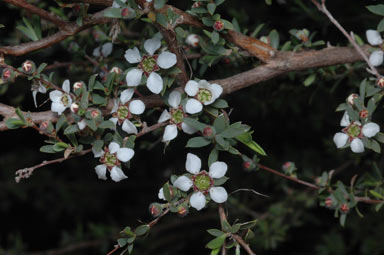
[102,42,113,57]
[51,102,66,115]
[126,68,143,86]
[209,187,228,203]
[366,30,383,46]
[110,117,118,126]
[181,122,197,134]
[362,122,380,138]
[158,188,165,200]
[120,88,135,104]
[110,166,128,182]
[158,109,171,123]
[111,99,119,113]
[190,192,206,211]
[124,47,142,64]
[340,111,350,127]
[163,124,178,142]
[95,164,107,180]
[147,72,163,94]
[49,90,63,102]
[369,51,384,67]
[92,147,104,158]
[185,98,203,114]
[209,161,228,179]
[351,138,364,153]
[185,80,198,96]
[62,79,70,93]
[168,90,181,108]
[129,99,145,115]
[93,46,100,57]
[186,153,201,174]
[78,119,87,130]
[157,52,177,69]
[109,142,120,153]
[122,119,138,134]
[174,176,193,192]
[117,147,135,162]
[144,38,161,55]
[208,84,222,102]
[333,132,348,148]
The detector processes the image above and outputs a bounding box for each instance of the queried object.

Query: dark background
[1,0,384,254]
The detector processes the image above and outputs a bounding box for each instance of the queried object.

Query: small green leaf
[40,145,56,153]
[53,142,68,152]
[303,73,316,87]
[154,0,166,9]
[5,118,25,129]
[117,238,128,248]
[186,137,211,148]
[104,8,122,18]
[156,13,168,27]
[211,30,220,44]
[56,114,67,132]
[134,225,150,236]
[367,5,384,16]
[37,63,47,74]
[162,182,172,201]
[215,135,229,150]
[207,3,216,15]
[15,108,26,123]
[64,124,80,135]
[207,229,225,237]
[211,99,228,109]
[378,18,384,32]
[183,118,207,132]
[239,219,258,230]
[85,119,97,131]
[339,213,347,227]
[236,132,266,156]
[99,120,116,130]
[208,149,218,166]
[369,190,384,199]
[375,132,384,143]
[221,123,250,138]
[206,234,226,249]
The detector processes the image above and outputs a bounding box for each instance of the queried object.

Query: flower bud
[121,7,131,18]
[39,121,49,131]
[203,126,215,138]
[110,66,122,74]
[282,161,292,171]
[91,109,100,119]
[243,161,252,169]
[377,77,384,88]
[70,103,79,113]
[186,34,199,47]
[22,60,35,74]
[346,93,358,106]
[340,203,349,213]
[2,68,15,82]
[149,203,163,217]
[192,2,202,8]
[325,197,333,208]
[177,204,189,217]
[73,81,84,90]
[213,20,224,32]
[259,36,270,45]
[359,109,368,119]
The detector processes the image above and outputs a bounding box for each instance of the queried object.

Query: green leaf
[183,118,207,132]
[339,213,347,227]
[154,0,166,9]
[378,18,384,32]
[215,0,225,6]
[221,19,233,30]
[202,17,214,26]
[191,7,208,14]
[236,132,266,156]
[56,114,67,132]
[99,120,116,130]
[211,30,220,44]
[367,5,384,16]
[208,149,219,166]
[117,238,128,248]
[128,244,134,254]
[15,108,26,123]
[186,137,211,148]
[88,74,98,91]
[369,190,384,199]
[303,73,316,87]
[121,226,135,237]
[213,115,226,134]
[156,13,168,27]
[134,225,150,236]
[92,93,107,105]
[207,229,224,237]
[40,145,56,153]
[371,139,381,153]
[53,142,68,152]
[239,219,258,230]
[207,3,216,15]
[211,99,228,109]
[104,8,122,18]
[37,63,47,74]
[206,234,226,249]
[5,118,25,129]
[221,123,250,138]
[269,29,279,49]
[215,135,229,150]
[162,182,172,201]
[265,0,272,5]
[64,124,80,135]
[85,119,97,131]
[375,132,384,143]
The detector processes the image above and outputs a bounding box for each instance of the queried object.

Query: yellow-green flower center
[141,56,157,74]
[61,95,70,106]
[103,151,117,168]
[347,123,361,138]
[197,88,212,103]
[117,105,130,120]
[171,109,184,124]
[193,171,213,192]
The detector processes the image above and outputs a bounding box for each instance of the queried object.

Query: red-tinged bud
[347,93,358,106]
[377,77,384,88]
[177,205,189,217]
[73,81,84,90]
[2,68,14,82]
[22,60,36,74]
[39,121,49,131]
[186,34,199,47]
[243,161,251,169]
[121,7,131,17]
[192,2,202,8]
[70,103,79,113]
[110,66,122,74]
[325,197,333,208]
[91,110,100,119]
[340,203,349,213]
[282,161,292,171]
[149,203,162,218]
[213,20,224,32]
[359,109,369,119]
[203,126,213,137]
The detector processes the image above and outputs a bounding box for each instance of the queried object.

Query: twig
[311,0,381,78]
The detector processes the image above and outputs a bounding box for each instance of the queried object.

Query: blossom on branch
[184,80,223,114]
[49,80,73,115]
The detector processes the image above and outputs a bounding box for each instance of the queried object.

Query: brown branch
[3,0,68,28]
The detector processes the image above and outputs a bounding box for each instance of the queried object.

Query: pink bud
[22,60,35,74]
[325,197,333,208]
[203,126,213,137]
[213,20,224,32]
[340,203,349,213]
[346,93,358,106]
[70,103,79,113]
[110,66,122,74]
[377,77,384,88]
[243,161,251,169]
[73,81,84,90]
[359,109,368,119]
[91,110,100,118]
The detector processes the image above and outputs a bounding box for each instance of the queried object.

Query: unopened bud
[186,34,199,47]
[377,77,384,88]
[149,203,162,218]
[340,203,349,213]
[73,81,84,90]
[282,161,292,171]
[347,93,358,106]
[260,36,270,45]
[110,66,122,74]
[22,60,35,74]
[121,7,131,17]
[295,29,309,42]
[91,110,100,119]
[213,20,224,32]
[203,126,215,138]
[70,103,79,113]
[243,161,251,169]
[359,109,369,119]
[325,197,333,208]
[2,68,14,82]
[192,2,202,8]
[177,205,189,217]
[39,121,49,131]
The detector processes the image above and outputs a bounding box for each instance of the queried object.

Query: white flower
[333,111,380,153]
[124,38,177,94]
[366,30,384,66]
[158,91,197,142]
[110,88,145,134]
[94,142,134,182]
[32,81,47,108]
[93,42,113,57]
[49,80,73,115]
[184,80,223,114]
[186,34,199,47]
[158,187,165,200]
[174,153,228,211]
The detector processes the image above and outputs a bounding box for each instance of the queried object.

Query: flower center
[197,88,212,103]
[345,122,362,138]
[139,55,159,76]
[193,171,213,193]
[117,105,130,120]
[61,95,70,106]
[171,109,184,124]
[101,151,118,168]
